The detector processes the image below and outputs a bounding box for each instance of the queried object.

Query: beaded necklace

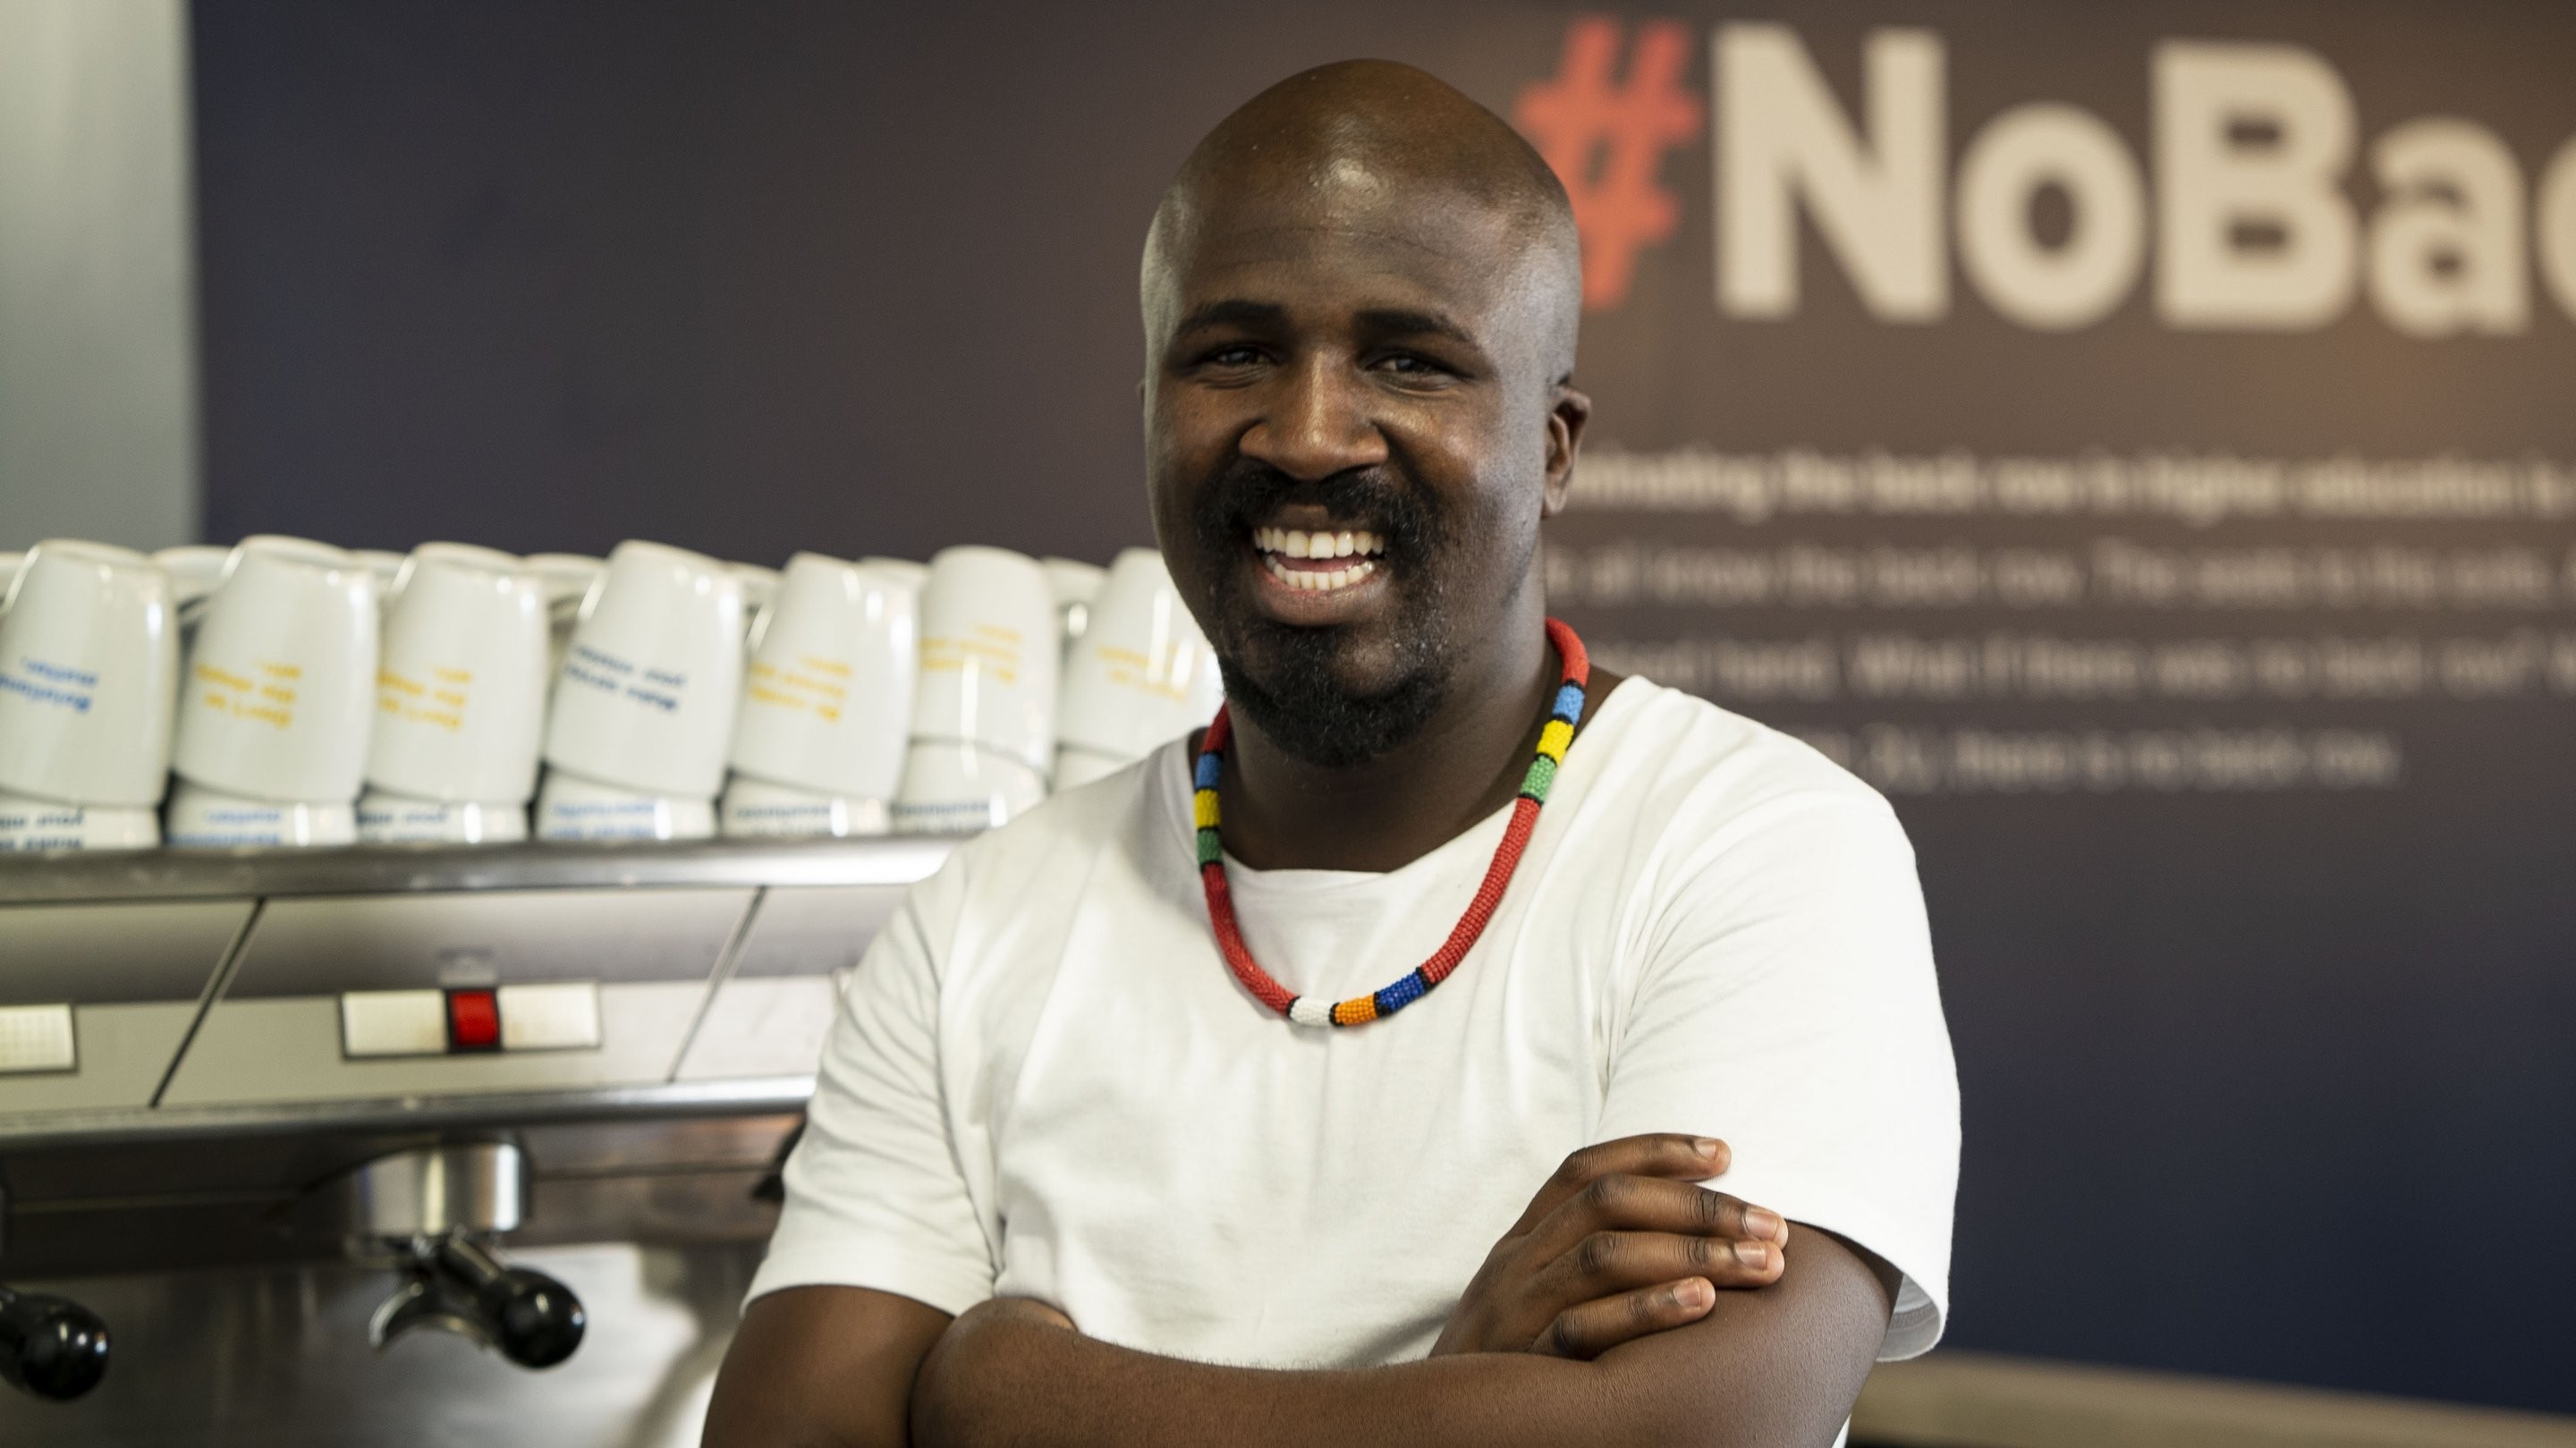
[1192,617,1590,1028]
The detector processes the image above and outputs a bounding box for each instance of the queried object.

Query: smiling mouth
[1252,525,1388,594]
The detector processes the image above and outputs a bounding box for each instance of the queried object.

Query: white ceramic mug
[524,553,606,680]
[1055,547,1224,775]
[541,540,744,798]
[892,740,1048,834]
[0,789,157,852]
[910,546,1058,775]
[858,556,928,594]
[719,775,891,839]
[171,535,378,804]
[534,768,714,842]
[727,554,916,800]
[165,780,356,848]
[366,543,549,805]
[1042,556,1108,652]
[355,789,529,844]
[0,539,181,808]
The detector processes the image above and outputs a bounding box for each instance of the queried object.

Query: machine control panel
[340,984,604,1060]
[0,899,250,1111]
[0,838,955,1118]
[163,886,753,1106]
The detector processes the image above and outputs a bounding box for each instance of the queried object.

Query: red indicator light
[446,989,501,1052]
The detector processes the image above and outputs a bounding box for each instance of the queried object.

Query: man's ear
[1540,383,1592,519]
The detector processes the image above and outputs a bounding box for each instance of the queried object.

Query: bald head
[1144,60,1581,382]
[1137,61,1597,769]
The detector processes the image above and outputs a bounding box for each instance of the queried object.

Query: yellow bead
[1192,791,1221,829]
[1536,719,1573,762]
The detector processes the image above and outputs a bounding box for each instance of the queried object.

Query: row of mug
[0,537,1223,851]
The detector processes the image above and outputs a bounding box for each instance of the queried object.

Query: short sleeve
[1594,791,1960,1359]
[745,878,997,1317]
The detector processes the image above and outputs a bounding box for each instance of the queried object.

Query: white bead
[1287,996,1332,1028]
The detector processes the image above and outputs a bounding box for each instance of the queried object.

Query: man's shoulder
[1582,675,1894,826]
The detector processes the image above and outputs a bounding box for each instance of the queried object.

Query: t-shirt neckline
[1162,674,1646,887]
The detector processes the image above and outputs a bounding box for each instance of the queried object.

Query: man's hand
[1430,1134,1789,1360]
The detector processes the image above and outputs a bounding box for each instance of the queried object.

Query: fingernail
[1733,1241,1771,1267]
[1676,1278,1715,1308]
[1694,1137,1723,1159]
[1745,1207,1785,1241]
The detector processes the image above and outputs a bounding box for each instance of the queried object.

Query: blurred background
[4,0,2573,1443]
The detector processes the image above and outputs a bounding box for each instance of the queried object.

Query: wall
[0,0,198,552]
[186,0,2576,1412]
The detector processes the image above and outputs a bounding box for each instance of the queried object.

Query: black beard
[1190,458,1457,767]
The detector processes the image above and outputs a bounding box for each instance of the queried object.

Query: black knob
[478,1267,585,1369]
[0,1286,108,1401]
[433,1237,584,1369]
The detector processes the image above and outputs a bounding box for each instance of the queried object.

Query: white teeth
[1262,555,1377,593]
[1253,527,1387,560]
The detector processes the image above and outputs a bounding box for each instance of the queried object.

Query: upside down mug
[0,790,158,852]
[1054,547,1224,782]
[541,539,744,799]
[0,538,181,809]
[164,780,357,849]
[719,775,891,839]
[366,543,549,805]
[171,535,378,805]
[909,546,1058,775]
[727,553,916,802]
[534,768,715,843]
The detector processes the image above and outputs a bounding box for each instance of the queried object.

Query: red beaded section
[1195,618,1589,1027]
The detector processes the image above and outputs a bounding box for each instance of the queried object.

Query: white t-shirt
[751,677,1959,1368]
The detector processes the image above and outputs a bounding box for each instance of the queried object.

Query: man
[706,59,1955,1448]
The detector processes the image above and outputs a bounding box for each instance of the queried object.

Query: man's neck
[1214,616,1618,874]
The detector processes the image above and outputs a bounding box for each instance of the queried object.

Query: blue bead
[1376,973,1427,1014]
[1552,682,1586,724]
[1193,754,1224,789]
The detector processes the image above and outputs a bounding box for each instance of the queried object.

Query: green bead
[1520,754,1557,800]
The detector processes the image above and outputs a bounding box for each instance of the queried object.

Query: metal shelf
[0,1075,819,1152]
[0,834,957,905]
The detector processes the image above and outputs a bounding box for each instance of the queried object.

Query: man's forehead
[1152,181,1535,330]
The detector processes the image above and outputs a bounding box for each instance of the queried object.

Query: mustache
[1193,457,1444,560]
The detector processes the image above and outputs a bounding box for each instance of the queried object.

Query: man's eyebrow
[1174,300,1288,335]
[1354,307,1479,348]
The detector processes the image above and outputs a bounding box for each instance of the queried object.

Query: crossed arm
[703,1136,1900,1448]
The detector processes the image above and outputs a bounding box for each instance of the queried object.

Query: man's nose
[1237,356,1390,481]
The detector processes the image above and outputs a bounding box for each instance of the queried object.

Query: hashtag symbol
[1513,16,1704,309]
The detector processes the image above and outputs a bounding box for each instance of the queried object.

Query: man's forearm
[911,1227,1891,1448]
[916,1308,1671,1448]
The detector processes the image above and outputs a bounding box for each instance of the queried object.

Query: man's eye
[1376,353,1446,377]
[1204,345,1263,368]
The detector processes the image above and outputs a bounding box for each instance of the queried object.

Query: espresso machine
[0,834,950,1445]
